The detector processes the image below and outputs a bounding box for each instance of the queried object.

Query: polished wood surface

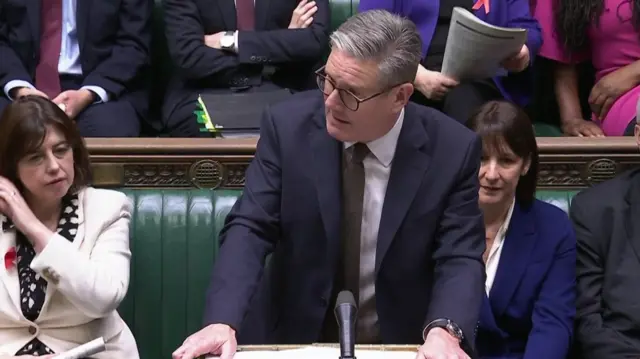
[84,137,639,189]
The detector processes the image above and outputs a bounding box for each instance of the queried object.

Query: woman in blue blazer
[359,0,541,124]
[467,101,576,359]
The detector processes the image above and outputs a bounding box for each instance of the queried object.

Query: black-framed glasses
[315,66,401,111]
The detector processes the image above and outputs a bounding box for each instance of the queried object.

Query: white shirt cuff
[81,85,109,103]
[234,31,239,53]
[4,80,35,100]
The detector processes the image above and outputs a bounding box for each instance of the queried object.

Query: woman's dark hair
[0,96,92,193]
[467,100,539,208]
[556,0,640,52]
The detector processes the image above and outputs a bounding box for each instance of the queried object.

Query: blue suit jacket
[358,0,542,106]
[477,199,576,359]
[203,91,486,351]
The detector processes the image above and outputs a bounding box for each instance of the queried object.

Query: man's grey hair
[330,10,422,89]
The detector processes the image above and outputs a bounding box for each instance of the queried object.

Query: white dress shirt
[484,198,515,296]
[343,109,404,343]
[4,0,108,102]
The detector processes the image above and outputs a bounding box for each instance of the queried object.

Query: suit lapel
[217,0,238,30]
[41,191,85,314]
[623,177,640,263]
[26,0,41,51]
[489,202,536,317]
[375,104,431,274]
[254,0,271,30]
[309,111,343,273]
[0,221,23,316]
[76,0,90,51]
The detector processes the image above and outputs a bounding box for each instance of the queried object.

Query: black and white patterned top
[0,193,79,356]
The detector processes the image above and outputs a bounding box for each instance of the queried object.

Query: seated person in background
[173,10,485,359]
[467,101,575,359]
[162,0,330,137]
[0,0,152,138]
[568,106,640,357]
[359,0,541,124]
[534,0,640,137]
[0,97,138,358]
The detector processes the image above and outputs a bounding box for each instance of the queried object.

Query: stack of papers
[206,346,417,359]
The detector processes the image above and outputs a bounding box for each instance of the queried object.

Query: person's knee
[164,103,207,137]
[76,102,141,137]
[441,84,490,124]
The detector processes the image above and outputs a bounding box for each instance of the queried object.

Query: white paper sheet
[206,346,417,359]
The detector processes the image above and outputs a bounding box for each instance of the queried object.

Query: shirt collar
[495,197,516,242]
[344,108,405,168]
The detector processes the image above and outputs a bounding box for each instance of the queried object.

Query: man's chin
[326,122,353,142]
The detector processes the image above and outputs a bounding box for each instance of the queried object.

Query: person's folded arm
[164,0,241,81]
[523,219,576,359]
[570,196,640,358]
[236,0,329,64]
[81,0,152,99]
[30,194,132,319]
[0,3,33,97]
[422,135,486,349]
[203,106,283,331]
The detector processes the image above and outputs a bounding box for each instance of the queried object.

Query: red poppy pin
[4,247,16,270]
[472,0,490,14]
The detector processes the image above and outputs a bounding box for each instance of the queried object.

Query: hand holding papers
[441,7,528,81]
[52,337,106,359]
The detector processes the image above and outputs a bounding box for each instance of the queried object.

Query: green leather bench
[115,187,579,358]
[148,0,565,137]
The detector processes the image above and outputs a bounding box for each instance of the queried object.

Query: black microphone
[334,290,358,359]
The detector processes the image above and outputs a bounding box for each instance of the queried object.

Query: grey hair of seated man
[329,9,422,89]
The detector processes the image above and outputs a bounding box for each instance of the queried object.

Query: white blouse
[485,198,516,296]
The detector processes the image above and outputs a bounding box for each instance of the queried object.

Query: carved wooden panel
[85,137,640,190]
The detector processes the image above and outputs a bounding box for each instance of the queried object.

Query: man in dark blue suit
[173,10,486,359]
[0,0,151,137]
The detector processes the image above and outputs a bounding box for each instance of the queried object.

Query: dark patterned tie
[35,0,63,98]
[236,0,255,30]
[341,143,369,304]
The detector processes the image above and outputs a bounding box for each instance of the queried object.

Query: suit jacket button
[250,55,257,61]
[28,326,36,335]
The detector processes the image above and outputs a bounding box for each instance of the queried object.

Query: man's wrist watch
[424,318,464,343]
[220,31,235,51]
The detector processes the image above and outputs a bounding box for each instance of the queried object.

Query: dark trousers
[59,75,140,137]
[0,75,141,137]
[411,79,503,124]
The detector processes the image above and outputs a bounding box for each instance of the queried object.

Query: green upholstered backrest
[116,189,241,359]
[115,187,579,358]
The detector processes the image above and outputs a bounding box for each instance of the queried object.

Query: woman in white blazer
[0,96,139,358]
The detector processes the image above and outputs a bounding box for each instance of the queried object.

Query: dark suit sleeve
[236,0,329,64]
[523,218,576,359]
[203,107,282,330]
[81,0,151,98]
[164,0,241,81]
[0,3,32,92]
[570,198,640,358]
[423,136,485,347]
